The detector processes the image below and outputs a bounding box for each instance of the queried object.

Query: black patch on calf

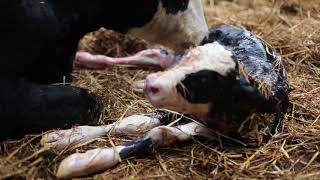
[176,69,271,111]
[119,135,152,159]
[184,69,262,105]
[161,0,189,14]
[176,70,232,104]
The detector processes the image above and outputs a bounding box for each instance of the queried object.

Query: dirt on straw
[1,0,319,179]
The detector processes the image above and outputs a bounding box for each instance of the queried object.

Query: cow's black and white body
[0,0,208,140]
[42,25,290,178]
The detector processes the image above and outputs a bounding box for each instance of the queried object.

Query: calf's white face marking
[144,42,236,117]
[128,0,208,51]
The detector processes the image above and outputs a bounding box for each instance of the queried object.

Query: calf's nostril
[148,86,160,94]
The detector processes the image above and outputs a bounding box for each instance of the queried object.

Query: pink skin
[75,49,184,107]
[76,46,211,117]
[75,49,179,70]
[142,72,186,108]
[134,54,195,104]
[133,73,165,102]
[132,46,218,119]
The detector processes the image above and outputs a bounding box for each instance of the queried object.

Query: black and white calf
[76,24,290,134]
[0,0,208,140]
[42,25,290,178]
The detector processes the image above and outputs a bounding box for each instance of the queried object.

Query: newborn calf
[77,24,290,135]
[43,25,290,178]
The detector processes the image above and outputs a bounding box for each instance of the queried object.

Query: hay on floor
[1,0,320,179]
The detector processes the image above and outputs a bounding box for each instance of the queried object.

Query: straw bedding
[1,0,319,179]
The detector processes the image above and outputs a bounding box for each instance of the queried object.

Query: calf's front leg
[41,111,173,150]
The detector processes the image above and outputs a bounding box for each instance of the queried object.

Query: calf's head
[127,0,208,51]
[140,42,237,118]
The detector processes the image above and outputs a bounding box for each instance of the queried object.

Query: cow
[0,0,208,140]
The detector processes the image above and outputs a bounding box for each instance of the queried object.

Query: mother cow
[0,0,208,140]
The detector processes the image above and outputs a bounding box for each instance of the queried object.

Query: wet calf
[138,25,290,136]
[77,25,290,136]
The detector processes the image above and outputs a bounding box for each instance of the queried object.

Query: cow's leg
[56,122,213,179]
[0,80,101,141]
[41,111,175,150]
[75,49,180,70]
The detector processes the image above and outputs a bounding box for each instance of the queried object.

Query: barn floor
[1,0,319,179]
